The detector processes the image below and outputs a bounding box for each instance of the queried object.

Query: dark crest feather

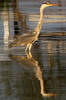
[42,2,50,4]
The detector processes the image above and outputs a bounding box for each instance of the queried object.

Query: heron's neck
[34,8,44,34]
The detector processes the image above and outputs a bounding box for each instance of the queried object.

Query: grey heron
[9,2,59,52]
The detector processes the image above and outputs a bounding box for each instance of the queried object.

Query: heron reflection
[9,52,56,97]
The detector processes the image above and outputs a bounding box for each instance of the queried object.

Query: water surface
[0,0,66,100]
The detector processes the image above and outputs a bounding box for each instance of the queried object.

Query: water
[0,0,66,100]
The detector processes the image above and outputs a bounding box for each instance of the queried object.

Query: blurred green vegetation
[0,0,12,11]
[0,0,12,6]
[0,0,12,2]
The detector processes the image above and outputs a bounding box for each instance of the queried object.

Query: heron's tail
[8,41,15,48]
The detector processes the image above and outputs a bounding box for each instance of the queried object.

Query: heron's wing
[9,31,37,48]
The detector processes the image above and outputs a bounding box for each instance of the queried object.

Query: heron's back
[9,31,38,48]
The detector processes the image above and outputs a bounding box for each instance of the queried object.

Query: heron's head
[40,2,59,10]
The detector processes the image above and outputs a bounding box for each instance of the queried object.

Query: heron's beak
[48,4,61,7]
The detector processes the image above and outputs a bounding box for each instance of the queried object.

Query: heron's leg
[27,44,32,57]
[25,43,32,57]
[25,43,32,51]
[28,44,32,51]
[26,51,32,58]
[25,44,29,52]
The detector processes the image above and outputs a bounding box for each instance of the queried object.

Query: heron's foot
[25,43,32,57]
[41,93,57,97]
[25,47,30,53]
[25,50,32,58]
